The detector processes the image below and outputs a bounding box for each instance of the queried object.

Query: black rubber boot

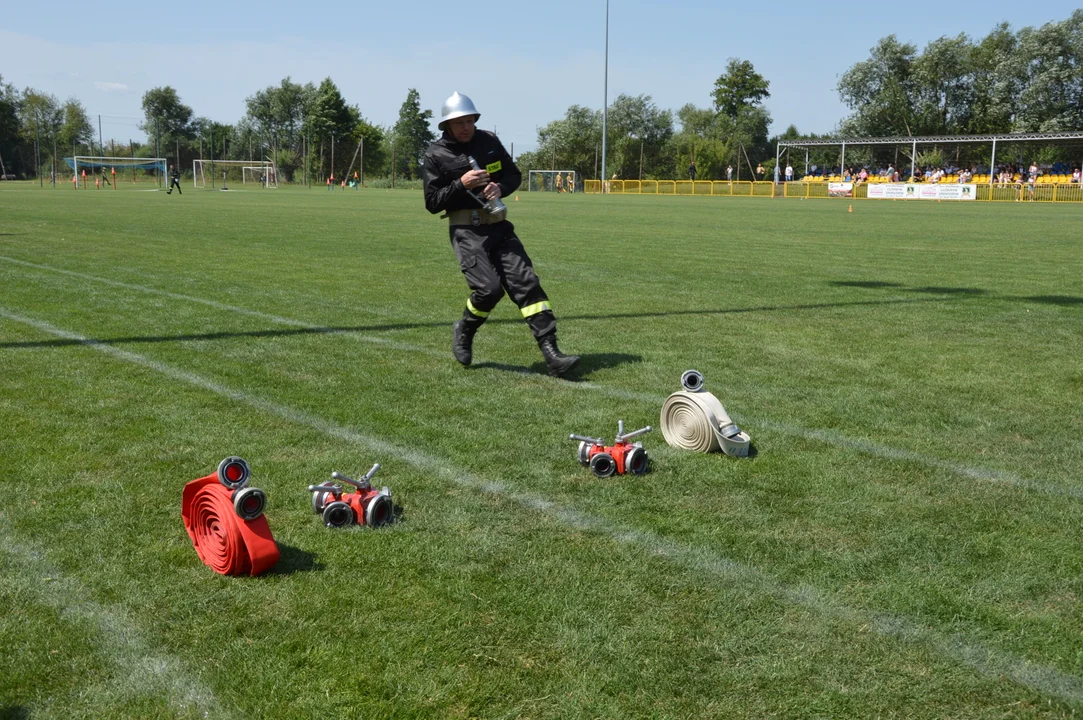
[538,335,579,377]
[452,320,476,366]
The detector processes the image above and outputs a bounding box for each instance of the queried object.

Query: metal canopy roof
[777,131,1083,148]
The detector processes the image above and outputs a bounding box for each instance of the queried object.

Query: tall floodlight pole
[35,113,41,188]
[600,0,609,192]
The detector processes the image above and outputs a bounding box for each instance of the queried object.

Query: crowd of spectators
[794,161,1082,184]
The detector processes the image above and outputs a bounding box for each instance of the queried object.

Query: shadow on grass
[832,279,1083,306]
[908,286,988,296]
[1026,295,1083,306]
[0,297,948,351]
[0,707,29,720]
[829,280,904,289]
[270,543,320,575]
[473,352,641,380]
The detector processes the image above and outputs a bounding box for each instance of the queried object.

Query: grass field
[1,181,1082,719]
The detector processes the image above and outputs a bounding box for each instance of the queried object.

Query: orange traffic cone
[848,204,853,213]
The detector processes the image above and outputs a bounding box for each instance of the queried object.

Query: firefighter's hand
[462,169,489,189]
[482,182,502,201]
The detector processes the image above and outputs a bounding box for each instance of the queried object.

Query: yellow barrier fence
[582,179,1083,203]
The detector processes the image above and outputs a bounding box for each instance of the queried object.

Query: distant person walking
[166,164,182,195]
[688,161,697,181]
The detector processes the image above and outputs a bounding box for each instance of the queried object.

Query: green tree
[966,23,1017,133]
[16,89,64,178]
[838,36,920,137]
[58,98,93,156]
[391,88,435,181]
[1011,10,1083,131]
[707,60,773,174]
[245,77,314,155]
[351,118,388,181]
[141,86,193,157]
[604,94,674,179]
[712,59,770,118]
[306,78,360,180]
[0,76,22,176]
[18,90,63,145]
[912,34,974,135]
[672,104,732,179]
[529,104,601,180]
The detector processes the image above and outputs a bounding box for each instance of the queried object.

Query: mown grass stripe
[0,527,227,717]
[3,303,1081,706]
[3,254,1071,501]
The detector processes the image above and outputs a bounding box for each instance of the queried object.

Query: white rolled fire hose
[660,370,751,456]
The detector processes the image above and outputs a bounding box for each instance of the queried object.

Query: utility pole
[601,0,609,191]
[35,113,41,187]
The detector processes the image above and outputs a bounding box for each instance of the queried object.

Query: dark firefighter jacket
[422,130,521,215]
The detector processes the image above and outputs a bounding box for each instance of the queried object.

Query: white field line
[2,304,1082,706]
[1,255,1070,500]
[0,526,227,717]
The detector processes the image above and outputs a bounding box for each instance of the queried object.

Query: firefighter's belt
[660,390,751,457]
[182,475,280,576]
[446,208,502,226]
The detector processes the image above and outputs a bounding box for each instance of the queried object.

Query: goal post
[528,170,577,193]
[193,159,278,188]
[65,156,167,186]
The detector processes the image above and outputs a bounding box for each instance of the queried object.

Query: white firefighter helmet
[439,92,480,131]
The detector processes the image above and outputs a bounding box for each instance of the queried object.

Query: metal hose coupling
[569,420,653,477]
[660,370,751,456]
[308,463,393,528]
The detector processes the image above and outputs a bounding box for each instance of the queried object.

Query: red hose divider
[181,474,280,576]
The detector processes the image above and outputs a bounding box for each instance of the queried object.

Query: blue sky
[1,0,1078,153]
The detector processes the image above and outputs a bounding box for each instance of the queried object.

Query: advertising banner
[867,183,977,200]
[828,182,853,197]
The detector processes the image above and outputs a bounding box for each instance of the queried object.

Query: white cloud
[94,82,128,92]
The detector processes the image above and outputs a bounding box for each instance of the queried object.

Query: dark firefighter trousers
[450,222,556,339]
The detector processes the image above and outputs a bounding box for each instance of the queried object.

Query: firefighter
[422,92,579,377]
[167,164,182,195]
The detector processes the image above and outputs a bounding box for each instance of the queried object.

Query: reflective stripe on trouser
[450,224,556,339]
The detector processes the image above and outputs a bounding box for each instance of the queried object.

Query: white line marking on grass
[0,527,227,717]
[0,255,439,357]
[3,304,1082,706]
[573,382,1083,500]
[2,255,1074,498]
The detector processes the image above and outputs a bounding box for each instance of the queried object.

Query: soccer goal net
[528,170,577,192]
[193,159,278,188]
[65,156,167,185]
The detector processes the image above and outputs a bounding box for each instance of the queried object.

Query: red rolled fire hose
[181,473,280,576]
